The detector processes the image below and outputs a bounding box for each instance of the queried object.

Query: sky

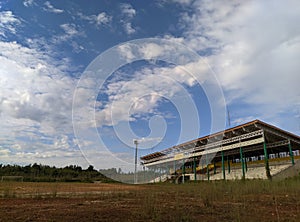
[0,0,299,173]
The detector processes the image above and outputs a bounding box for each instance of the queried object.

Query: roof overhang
[140,120,300,167]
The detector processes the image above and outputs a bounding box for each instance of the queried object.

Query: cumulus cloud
[0,36,125,168]
[177,0,300,130]
[0,41,74,128]
[95,63,205,127]
[0,40,85,165]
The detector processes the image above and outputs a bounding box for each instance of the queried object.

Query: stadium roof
[140,119,300,164]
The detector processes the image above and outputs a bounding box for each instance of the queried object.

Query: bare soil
[0,181,299,221]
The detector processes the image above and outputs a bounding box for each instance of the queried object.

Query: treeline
[0,163,115,183]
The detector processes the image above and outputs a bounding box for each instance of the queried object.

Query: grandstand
[140,120,300,183]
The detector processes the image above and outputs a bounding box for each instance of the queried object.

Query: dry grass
[0,178,300,221]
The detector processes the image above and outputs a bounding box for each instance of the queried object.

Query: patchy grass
[0,177,300,221]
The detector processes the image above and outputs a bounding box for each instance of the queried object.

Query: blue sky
[0,0,299,172]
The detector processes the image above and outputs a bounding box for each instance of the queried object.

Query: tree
[87,165,94,172]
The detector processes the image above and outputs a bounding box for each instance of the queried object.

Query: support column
[207,164,210,181]
[166,162,168,177]
[173,159,176,175]
[154,166,156,183]
[193,157,197,181]
[227,156,231,174]
[182,159,185,184]
[159,165,162,182]
[148,167,151,183]
[263,140,272,180]
[240,147,245,180]
[221,151,225,180]
[143,166,145,183]
[201,160,204,181]
[213,160,216,175]
[245,157,248,172]
[288,140,295,165]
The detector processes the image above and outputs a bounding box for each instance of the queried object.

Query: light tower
[134,139,139,184]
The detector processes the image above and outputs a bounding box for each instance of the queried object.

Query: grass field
[0,177,300,222]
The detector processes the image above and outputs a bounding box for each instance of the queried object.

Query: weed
[203,196,212,208]
[1,177,300,221]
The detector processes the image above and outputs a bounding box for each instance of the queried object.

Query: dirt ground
[0,181,299,221]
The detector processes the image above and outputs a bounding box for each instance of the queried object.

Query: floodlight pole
[134,139,139,184]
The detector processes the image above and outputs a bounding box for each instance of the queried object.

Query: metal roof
[140,119,300,161]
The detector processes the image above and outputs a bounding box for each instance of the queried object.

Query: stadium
[140,120,300,183]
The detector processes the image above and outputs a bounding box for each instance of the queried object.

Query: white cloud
[96,12,111,26]
[123,22,135,35]
[117,44,135,61]
[52,23,85,49]
[0,40,82,165]
[178,0,300,130]
[120,3,136,35]
[0,11,21,37]
[166,0,194,6]
[3,147,87,168]
[43,1,64,14]
[138,43,169,59]
[120,3,136,18]
[0,41,74,128]
[23,0,34,7]
[60,23,79,36]
[77,12,111,28]
[0,148,11,156]
[0,38,134,169]
[95,64,203,127]
[175,0,193,4]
